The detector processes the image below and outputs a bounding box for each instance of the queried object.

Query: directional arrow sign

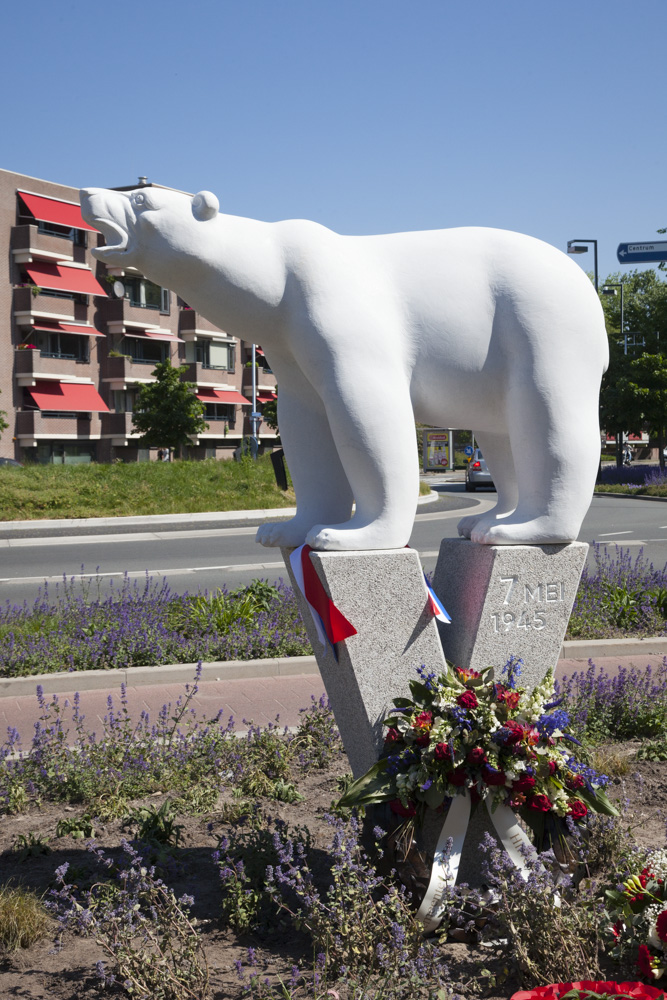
[617,241,667,263]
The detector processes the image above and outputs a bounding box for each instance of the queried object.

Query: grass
[0,455,294,521]
[0,885,51,951]
[0,457,430,520]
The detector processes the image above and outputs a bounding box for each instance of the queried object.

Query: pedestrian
[157,448,164,462]
[623,444,632,466]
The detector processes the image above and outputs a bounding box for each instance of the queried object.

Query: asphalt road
[0,484,666,605]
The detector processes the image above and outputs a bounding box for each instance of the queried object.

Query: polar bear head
[79,185,220,283]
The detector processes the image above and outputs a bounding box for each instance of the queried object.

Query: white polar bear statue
[80,185,608,551]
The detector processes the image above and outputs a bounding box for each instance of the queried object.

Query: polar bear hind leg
[468,377,601,545]
[457,430,518,539]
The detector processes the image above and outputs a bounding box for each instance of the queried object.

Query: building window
[160,288,170,314]
[113,389,136,412]
[35,331,89,362]
[121,336,167,364]
[204,402,235,428]
[122,276,163,310]
[36,220,87,246]
[185,340,233,370]
[34,441,95,464]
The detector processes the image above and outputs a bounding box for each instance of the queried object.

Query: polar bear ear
[191,191,219,222]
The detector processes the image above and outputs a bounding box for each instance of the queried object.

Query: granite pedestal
[281,547,446,778]
[431,538,588,690]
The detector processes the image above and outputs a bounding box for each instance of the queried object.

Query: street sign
[464,445,473,456]
[617,241,667,264]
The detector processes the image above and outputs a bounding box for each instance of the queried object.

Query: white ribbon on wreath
[415,791,555,933]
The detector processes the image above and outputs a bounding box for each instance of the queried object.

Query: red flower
[656,909,667,943]
[568,799,588,820]
[448,767,467,787]
[499,720,525,746]
[455,666,482,684]
[527,793,552,812]
[510,980,666,1000]
[547,761,557,775]
[413,710,433,731]
[481,763,507,786]
[433,742,452,762]
[390,799,416,817]
[456,689,478,711]
[566,772,585,790]
[416,734,430,747]
[466,747,487,767]
[495,684,521,711]
[512,775,536,795]
[384,727,400,744]
[638,943,654,979]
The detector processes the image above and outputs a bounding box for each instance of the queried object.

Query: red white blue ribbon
[425,577,451,624]
[289,544,358,651]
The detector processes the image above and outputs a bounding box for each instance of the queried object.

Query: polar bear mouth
[92,218,129,258]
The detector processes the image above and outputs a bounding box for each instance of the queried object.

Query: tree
[0,389,8,440]
[261,387,278,434]
[132,360,208,457]
[599,268,667,468]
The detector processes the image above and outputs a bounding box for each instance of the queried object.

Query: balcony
[14,348,92,386]
[13,286,89,326]
[15,410,102,443]
[100,411,139,444]
[101,355,157,390]
[11,225,87,265]
[242,365,277,390]
[180,362,236,386]
[178,309,227,337]
[99,295,165,332]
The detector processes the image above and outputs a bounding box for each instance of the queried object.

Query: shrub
[49,840,210,1000]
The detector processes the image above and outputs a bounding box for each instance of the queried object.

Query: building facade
[0,168,278,464]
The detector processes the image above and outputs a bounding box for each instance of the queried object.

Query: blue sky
[1,0,664,282]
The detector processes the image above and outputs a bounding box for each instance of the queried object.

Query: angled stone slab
[431,538,588,690]
[281,547,446,778]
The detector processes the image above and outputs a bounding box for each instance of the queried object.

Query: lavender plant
[568,544,667,639]
[0,572,310,677]
[49,840,209,1000]
[265,814,450,988]
[556,658,667,743]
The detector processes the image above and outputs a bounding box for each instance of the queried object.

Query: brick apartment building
[0,168,278,464]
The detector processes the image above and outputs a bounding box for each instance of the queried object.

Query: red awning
[257,391,277,402]
[18,191,97,232]
[25,262,107,297]
[27,381,109,412]
[32,322,105,338]
[255,347,265,356]
[143,331,184,343]
[196,388,250,405]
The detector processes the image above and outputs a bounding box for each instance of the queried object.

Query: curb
[593,491,667,503]
[2,637,667,698]
[0,489,440,536]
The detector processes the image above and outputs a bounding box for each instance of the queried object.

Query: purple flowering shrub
[48,839,210,999]
[264,814,450,989]
[567,543,667,638]
[556,657,667,743]
[477,832,608,986]
[0,572,311,677]
[0,669,341,816]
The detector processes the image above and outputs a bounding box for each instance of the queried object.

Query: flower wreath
[338,657,618,926]
[605,849,667,982]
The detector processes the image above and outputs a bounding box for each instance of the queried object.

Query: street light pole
[250,343,258,458]
[567,239,598,292]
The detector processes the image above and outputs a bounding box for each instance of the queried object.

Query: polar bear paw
[470,515,577,546]
[256,518,308,548]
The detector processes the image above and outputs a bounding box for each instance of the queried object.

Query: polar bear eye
[132,193,145,207]
[192,190,219,222]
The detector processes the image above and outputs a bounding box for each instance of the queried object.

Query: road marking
[597,530,633,537]
[0,560,288,586]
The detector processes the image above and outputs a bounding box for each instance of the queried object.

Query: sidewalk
[3,652,665,747]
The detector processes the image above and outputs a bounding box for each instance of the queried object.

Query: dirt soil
[0,744,664,1000]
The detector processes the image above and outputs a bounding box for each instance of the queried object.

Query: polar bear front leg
[255,385,353,549]
[457,430,518,538]
[305,382,419,551]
